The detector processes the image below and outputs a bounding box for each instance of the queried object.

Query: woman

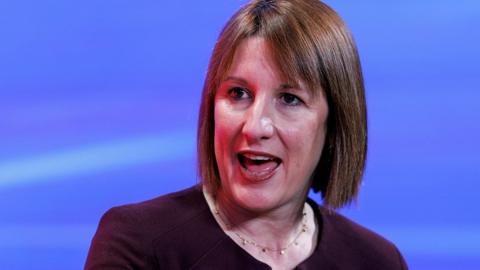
[85,0,408,269]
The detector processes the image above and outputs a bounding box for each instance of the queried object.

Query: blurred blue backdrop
[0,0,479,269]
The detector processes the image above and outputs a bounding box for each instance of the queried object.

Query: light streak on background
[0,131,195,189]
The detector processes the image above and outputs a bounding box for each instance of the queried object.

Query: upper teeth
[244,154,272,161]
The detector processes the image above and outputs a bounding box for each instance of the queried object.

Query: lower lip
[238,160,280,182]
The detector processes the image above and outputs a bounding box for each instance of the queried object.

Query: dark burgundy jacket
[85,186,408,269]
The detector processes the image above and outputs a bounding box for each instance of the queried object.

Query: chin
[227,180,285,212]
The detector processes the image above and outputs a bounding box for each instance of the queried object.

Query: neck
[208,188,309,253]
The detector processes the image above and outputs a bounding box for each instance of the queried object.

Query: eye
[280,93,302,106]
[228,87,250,101]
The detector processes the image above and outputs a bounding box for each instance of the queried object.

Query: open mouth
[237,152,281,180]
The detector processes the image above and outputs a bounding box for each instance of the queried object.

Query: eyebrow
[223,76,299,90]
[279,83,297,90]
[223,76,248,85]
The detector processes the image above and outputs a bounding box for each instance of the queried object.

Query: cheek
[283,116,327,167]
[214,103,232,143]
[307,121,328,170]
[213,102,240,159]
[213,106,225,158]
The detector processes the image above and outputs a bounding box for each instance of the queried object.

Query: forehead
[225,37,301,88]
[228,38,280,77]
[232,37,268,62]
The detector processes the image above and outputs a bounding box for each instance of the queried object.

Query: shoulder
[110,185,207,228]
[85,185,208,269]
[101,185,207,238]
[313,203,408,269]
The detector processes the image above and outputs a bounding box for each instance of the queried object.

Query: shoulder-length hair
[197,0,367,209]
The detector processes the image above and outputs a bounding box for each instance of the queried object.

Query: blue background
[0,0,479,269]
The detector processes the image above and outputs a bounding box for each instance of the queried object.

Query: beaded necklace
[214,201,309,255]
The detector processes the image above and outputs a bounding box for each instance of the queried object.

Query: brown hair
[197,0,367,209]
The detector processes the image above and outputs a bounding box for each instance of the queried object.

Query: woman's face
[214,37,328,212]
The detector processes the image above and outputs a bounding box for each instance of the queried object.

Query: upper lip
[237,150,282,162]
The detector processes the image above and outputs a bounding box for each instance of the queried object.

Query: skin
[212,37,329,268]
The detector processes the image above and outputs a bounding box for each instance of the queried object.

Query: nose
[241,96,275,143]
